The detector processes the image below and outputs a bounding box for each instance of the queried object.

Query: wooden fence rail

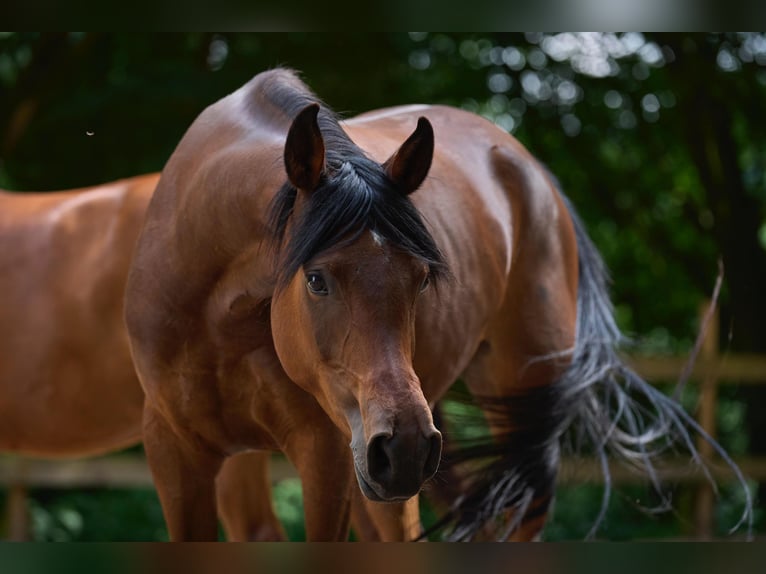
[3,303,766,540]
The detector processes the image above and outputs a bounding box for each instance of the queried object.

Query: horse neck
[139,156,278,321]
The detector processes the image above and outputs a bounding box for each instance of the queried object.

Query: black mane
[265,70,449,290]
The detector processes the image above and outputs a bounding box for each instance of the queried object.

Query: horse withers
[125,68,752,541]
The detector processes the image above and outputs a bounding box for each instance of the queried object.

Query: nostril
[367,433,393,483]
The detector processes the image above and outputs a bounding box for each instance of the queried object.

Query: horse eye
[420,275,431,293]
[306,272,329,295]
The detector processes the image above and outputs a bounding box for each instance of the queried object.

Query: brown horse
[125,68,752,541]
[0,175,285,541]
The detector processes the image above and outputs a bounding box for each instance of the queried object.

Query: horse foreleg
[216,450,286,541]
[283,427,355,541]
[143,405,223,541]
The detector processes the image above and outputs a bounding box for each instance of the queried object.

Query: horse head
[270,103,446,502]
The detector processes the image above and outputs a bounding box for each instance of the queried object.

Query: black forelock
[268,151,449,291]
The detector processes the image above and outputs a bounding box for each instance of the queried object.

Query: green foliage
[271,479,306,541]
[545,484,685,541]
[27,488,166,541]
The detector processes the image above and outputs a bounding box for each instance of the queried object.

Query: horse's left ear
[383,117,434,195]
[284,103,325,191]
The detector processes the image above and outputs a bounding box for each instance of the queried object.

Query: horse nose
[366,429,442,498]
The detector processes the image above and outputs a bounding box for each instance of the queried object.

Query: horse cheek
[270,287,317,395]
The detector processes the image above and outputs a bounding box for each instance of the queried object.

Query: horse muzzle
[354,426,442,501]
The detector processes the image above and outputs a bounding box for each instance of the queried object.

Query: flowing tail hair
[425,194,753,541]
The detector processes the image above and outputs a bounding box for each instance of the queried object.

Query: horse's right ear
[284,103,325,191]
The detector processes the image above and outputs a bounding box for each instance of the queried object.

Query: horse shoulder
[124,148,279,431]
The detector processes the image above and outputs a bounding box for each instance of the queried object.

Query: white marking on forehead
[370,229,386,247]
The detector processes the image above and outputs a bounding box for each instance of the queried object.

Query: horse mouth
[353,464,412,503]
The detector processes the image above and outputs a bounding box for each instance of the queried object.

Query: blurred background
[0,32,765,540]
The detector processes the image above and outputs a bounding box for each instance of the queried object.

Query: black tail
[426,195,753,541]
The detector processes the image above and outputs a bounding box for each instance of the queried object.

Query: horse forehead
[330,231,422,285]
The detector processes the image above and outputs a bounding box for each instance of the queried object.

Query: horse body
[125,69,583,541]
[0,176,157,456]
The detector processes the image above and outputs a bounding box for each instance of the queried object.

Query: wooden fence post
[694,299,719,539]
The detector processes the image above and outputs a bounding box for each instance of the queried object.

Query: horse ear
[383,117,434,195]
[284,103,325,191]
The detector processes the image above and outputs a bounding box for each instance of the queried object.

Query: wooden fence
[2,303,765,541]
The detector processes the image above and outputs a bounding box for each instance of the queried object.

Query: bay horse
[0,176,285,541]
[124,68,752,541]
